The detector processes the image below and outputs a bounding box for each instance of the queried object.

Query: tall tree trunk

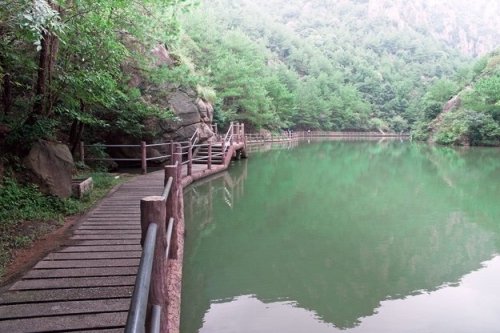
[2,73,11,115]
[32,31,51,116]
[28,32,59,126]
[70,100,85,154]
[32,1,60,118]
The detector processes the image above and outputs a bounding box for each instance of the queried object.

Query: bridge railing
[297,131,410,137]
[245,132,295,143]
[79,122,246,175]
[125,157,182,333]
[80,141,174,175]
[245,131,409,143]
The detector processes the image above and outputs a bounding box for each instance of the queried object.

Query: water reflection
[199,257,500,333]
[181,141,500,333]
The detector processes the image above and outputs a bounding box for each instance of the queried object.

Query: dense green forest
[174,0,499,135]
[1,0,499,152]
[0,0,189,155]
[414,51,500,146]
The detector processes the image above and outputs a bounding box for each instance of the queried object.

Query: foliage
[434,109,500,145]
[0,0,187,152]
[0,172,123,277]
[417,51,500,146]
[177,0,474,131]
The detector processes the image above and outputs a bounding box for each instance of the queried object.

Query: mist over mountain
[365,0,499,57]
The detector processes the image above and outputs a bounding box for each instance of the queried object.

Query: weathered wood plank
[66,239,139,246]
[0,311,128,333]
[71,234,140,240]
[0,298,130,319]
[77,225,140,230]
[35,258,139,269]
[0,286,134,304]
[11,276,136,290]
[24,267,138,279]
[45,251,141,260]
[58,245,141,252]
[73,230,141,235]
[81,221,139,225]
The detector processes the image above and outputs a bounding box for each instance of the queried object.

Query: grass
[0,172,128,278]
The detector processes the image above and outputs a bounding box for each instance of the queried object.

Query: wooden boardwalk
[0,162,231,333]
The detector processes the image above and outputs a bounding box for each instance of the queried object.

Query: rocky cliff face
[123,42,215,143]
[99,43,215,163]
[367,0,500,57]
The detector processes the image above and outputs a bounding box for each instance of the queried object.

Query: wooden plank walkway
[0,160,231,332]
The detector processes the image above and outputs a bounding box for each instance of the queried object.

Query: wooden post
[208,143,212,170]
[230,123,234,146]
[140,195,167,332]
[236,123,240,143]
[242,124,247,149]
[175,143,182,165]
[141,141,147,175]
[164,162,180,259]
[187,142,192,176]
[169,140,174,164]
[79,141,85,163]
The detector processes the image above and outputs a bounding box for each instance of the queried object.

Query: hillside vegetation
[173,0,498,133]
[414,51,500,146]
[1,0,499,149]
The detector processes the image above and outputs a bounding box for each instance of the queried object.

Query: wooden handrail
[125,151,182,333]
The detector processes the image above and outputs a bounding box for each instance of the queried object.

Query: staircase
[193,144,226,165]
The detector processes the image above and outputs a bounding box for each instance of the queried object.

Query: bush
[434,109,500,145]
[0,178,75,224]
[0,172,122,277]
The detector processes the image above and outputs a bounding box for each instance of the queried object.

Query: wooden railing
[245,130,409,144]
[79,122,246,175]
[80,141,173,175]
[125,157,182,333]
[296,131,409,137]
[245,132,295,143]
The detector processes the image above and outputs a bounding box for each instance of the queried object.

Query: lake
[180,140,500,333]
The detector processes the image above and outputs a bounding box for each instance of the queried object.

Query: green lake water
[180,140,500,333]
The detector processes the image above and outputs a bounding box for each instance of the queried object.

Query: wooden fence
[79,122,246,175]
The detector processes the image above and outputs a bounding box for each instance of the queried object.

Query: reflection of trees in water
[181,142,500,332]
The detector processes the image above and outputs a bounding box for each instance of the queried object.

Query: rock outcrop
[125,43,215,142]
[23,140,74,198]
[98,42,216,164]
[157,89,214,141]
[428,95,462,143]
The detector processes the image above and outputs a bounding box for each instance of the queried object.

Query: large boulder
[159,90,215,140]
[23,140,74,198]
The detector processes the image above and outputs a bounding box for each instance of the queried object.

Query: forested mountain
[176,0,499,133]
[1,0,499,153]
[415,51,500,146]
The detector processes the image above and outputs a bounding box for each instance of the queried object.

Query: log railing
[125,158,181,333]
[80,141,173,175]
[296,131,409,137]
[245,130,409,144]
[79,122,247,175]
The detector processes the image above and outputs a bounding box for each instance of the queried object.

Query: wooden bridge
[0,123,247,333]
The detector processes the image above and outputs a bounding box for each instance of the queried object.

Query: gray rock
[168,91,201,126]
[24,140,74,198]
